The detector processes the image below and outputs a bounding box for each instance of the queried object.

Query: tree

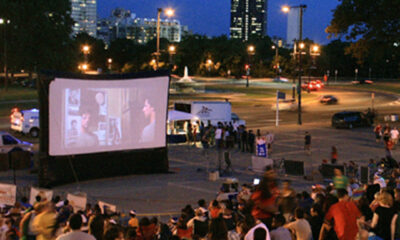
[2,0,74,75]
[327,0,400,65]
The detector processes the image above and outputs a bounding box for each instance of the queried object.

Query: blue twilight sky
[98,0,340,44]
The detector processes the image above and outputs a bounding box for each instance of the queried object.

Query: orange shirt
[177,227,193,240]
[250,190,277,220]
[209,207,221,219]
[325,200,361,240]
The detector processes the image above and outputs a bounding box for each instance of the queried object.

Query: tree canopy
[326,0,400,64]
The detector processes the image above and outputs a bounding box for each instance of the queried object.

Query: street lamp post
[81,45,90,72]
[155,8,174,70]
[168,45,176,68]
[272,45,279,79]
[107,58,112,71]
[355,68,358,82]
[206,59,213,72]
[282,4,307,125]
[0,18,10,91]
[246,45,255,88]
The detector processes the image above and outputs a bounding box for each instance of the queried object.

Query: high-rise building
[286,8,300,46]
[71,0,97,37]
[97,8,189,46]
[230,0,267,41]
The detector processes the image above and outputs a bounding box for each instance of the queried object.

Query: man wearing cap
[56,213,95,240]
[129,210,139,229]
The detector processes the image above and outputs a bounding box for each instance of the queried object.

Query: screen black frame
[38,70,170,187]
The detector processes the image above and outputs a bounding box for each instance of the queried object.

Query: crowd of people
[2,161,400,240]
[374,123,400,159]
[185,121,274,155]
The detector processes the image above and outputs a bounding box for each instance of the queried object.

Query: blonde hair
[379,191,393,207]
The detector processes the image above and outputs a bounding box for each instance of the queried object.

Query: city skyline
[98,0,340,44]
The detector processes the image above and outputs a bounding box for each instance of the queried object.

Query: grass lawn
[334,83,400,95]
[0,86,38,101]
[0,86,38,116]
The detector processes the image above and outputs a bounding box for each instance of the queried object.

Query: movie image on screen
[49,77,169,156]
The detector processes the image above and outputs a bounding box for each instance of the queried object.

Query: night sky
[97,0,340,44]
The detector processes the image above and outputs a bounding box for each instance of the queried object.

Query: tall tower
[71,0,97,37]
[230,0,267,41]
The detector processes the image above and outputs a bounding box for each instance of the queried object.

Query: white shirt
[374,177,387,188]
[244,222,271,240]
[391,129,399,139]
[270,227,292,240]
[285,219,312,240]
[215,128,222,140]
[56,231,96,240]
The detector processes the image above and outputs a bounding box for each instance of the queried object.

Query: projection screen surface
[49,77,169,156]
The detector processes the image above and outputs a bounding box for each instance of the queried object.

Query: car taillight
[316,84,321,88]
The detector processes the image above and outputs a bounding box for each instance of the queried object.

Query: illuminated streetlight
[155,7,175,70]
[246,45,255,87]
[168,45,176,67]
[299,42,305,49]
[165,8,175,17]
[0,18,10,91]
[107,58,112,71]
[281,5,290,13]
[282,4,307,125]
[312,45,319,52]
[82,45,90,54]
[272,45,280,79]
[247,45,255,54]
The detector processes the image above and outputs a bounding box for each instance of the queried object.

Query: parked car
[0,131,33,154]
[271,99,297,111]
[320,95,338,104]
[331,111,371,129]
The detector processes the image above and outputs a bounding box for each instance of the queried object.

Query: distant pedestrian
[391,126,399,145]
[374,124,382,143]
[241,127,248,152]
[266,132,274,154]
[248,130,255,153]
[304,132,311,154]
[331,146,338,164]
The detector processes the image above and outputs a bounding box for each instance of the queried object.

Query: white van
[10,108,40,137]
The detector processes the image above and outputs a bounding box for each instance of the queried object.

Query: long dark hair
[208,217,228,240]
[89,215,104,240]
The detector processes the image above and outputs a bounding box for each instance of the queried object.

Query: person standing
[331,146,338,164]
[333,168,349,191]
[391,126,399,145]
[304,132,311,155]
[215,123,223,172]
[248,130,255,153]
[241,127,248,152]
[266,132,274,154]
[374,124,382,143]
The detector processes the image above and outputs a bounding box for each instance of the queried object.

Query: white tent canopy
[167,110,198,121]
